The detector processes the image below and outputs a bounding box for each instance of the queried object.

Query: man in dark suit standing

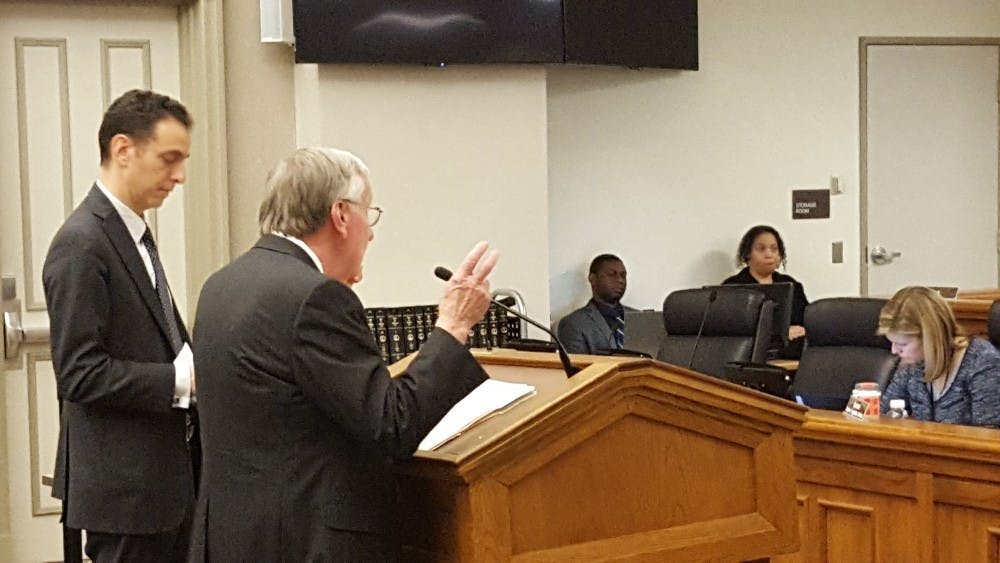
[558,254,636,354]
[43,89,197,562]
[189,147,497,561]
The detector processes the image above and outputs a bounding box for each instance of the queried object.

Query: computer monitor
[794,393,851,411]
[623,310,666,358]
[704,282,794,359]
[724,361,792,399]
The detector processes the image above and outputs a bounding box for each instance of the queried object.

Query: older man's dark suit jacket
[42,185,194,533]
[188,235,488,562]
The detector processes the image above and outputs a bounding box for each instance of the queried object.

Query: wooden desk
[777,410,1000,562]
[957,288,1000,301]
[947,298,992,337]
[768,359,799,372]
[869,293,993,338]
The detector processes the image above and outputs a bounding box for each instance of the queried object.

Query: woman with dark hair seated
[878,286,1000,427]
[723,225,809,356]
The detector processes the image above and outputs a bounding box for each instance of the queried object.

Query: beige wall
[305,65,552,330]
[548,0,1000,319]
[223,8,552,333]
[223,1,296,257]
[221,1,1000,328]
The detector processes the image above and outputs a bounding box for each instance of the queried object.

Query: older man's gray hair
[258,147,370,237]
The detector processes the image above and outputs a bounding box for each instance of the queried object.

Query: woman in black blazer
[723,225,809,357]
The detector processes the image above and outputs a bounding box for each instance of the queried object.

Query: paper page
[418,378,536,451]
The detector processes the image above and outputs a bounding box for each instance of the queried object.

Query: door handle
[3,275,22,360]
[4,308,24,360]
[2,275,49,360]
[870,245,902,266]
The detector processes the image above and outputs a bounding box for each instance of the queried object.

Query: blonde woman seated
[878,286,1000,427]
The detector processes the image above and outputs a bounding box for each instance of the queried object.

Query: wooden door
[0,3,184,560]
[862,40,1000,296]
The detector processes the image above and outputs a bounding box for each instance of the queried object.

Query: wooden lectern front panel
[396,354,806,562]
[504,412,758,553]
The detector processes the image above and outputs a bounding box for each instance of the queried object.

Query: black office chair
[791,298,899,410]
[988,300,1000,348]
[656,287,773,379]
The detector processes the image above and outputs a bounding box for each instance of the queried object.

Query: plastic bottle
[888,399,908,419]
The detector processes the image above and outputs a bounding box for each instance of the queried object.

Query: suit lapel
[585,302,615,348]
[83,186,177,346]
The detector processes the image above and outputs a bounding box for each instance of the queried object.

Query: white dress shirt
[273,231,324,273]
[95,180,193,409]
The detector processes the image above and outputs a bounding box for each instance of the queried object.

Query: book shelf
[365,304,521,363]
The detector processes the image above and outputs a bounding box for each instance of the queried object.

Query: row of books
[364,304,521,364]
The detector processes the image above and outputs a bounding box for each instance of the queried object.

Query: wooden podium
[392,350,807,562]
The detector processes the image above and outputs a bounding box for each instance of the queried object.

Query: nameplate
[843,395,868,420]
[843,394,881,421]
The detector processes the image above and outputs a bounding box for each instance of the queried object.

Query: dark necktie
[613,315,625,349]
[141,229,197,466]
[141,229,183,353]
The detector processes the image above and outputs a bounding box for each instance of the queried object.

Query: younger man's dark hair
[589,253,623,274]
[98,89,192,164]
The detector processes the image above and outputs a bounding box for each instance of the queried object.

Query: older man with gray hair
[188,147,498,561]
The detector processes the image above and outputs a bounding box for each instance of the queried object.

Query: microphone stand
[434,266,580,377]
[687,290,717,370]
[490,299,580,377]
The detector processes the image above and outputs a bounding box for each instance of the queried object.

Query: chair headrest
[989,301,1000,348]
[663,287,765,336]
[804,297,890,349]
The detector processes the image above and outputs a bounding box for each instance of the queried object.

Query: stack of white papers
[418,379,536,451]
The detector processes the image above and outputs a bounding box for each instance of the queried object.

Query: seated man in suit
[558,254,636,354]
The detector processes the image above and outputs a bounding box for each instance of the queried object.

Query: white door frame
[858,36,1000,296]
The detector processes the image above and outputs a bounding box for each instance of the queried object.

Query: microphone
[687,289,718,370]
[434,266,580,377]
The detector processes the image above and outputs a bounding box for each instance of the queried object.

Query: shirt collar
[272,232,324,273]
[95,179,147,244]
[591,298,624,321]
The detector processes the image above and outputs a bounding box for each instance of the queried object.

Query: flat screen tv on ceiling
[293,0,699,70]
[293,0,565,65]
[563,0,698,69]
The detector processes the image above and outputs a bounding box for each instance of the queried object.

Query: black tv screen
[563,0,698,69]
[293,0,565,65]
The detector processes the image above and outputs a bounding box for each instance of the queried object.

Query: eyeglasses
[341,200,383,227]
